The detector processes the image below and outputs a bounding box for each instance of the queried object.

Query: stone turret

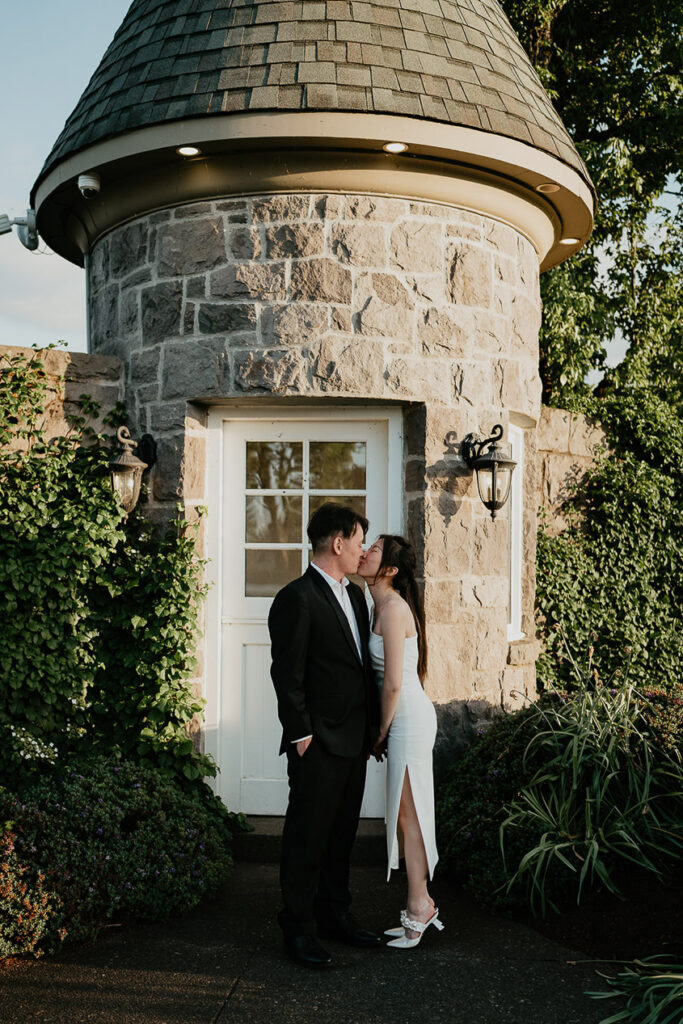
[32,0,594,798]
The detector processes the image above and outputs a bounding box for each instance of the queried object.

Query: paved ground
[1,863,609,1024]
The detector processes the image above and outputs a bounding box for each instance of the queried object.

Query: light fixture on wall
[445,424,517,521]
[176,145,202,157]
[383,141,408,154]
[108,426,157,514]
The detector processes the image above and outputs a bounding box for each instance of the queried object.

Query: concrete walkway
[1,862,608,1024]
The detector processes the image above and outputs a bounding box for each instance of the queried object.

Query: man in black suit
[268,503,381,968]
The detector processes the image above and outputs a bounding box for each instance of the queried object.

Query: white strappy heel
[384,909,409,938]
[386,909,445,948]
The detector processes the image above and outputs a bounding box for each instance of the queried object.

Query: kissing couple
[268,502,443,969]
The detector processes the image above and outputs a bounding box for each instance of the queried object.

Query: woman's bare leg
[397,769,434,938]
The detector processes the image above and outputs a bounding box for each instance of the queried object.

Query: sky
[0,2,131,353]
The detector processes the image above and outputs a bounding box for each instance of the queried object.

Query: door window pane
[309,442,366,489]
[309,494,366,518]
[246,441,303,489]
[246,549,301,597]
[246,496,302,543]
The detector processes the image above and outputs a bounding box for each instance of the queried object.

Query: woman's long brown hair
[376,534,428,684]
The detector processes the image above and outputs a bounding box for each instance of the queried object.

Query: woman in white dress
[358,535,443,949]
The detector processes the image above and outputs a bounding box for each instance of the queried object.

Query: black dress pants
[279,738,367,938]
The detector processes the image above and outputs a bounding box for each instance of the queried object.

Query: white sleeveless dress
[368,624,439,881]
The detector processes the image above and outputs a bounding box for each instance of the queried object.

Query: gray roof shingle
[39,0,589,184]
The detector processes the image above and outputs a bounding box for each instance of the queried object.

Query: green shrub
[0,757,235,958]
[536,389,683,734]
[436,651,683,916]
[500,672,683,915]
[435,702,550,912]
[0,346,210,786]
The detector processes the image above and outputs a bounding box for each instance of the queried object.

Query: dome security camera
[77,172,101,199]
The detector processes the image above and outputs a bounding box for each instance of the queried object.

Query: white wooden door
[205,407,403,816]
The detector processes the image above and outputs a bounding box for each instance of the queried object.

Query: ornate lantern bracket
[108,426,156,515]
[444,424,517,521]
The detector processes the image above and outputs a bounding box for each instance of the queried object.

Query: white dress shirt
[291,562,362,743]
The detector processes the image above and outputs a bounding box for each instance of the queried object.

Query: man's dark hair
[307,502,369,554]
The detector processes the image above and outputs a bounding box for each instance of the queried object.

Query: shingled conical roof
[40,0,589,185]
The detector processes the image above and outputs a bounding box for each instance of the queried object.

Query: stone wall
[536,406,606,534]
[0,344,123,449]
[88,191,543,734]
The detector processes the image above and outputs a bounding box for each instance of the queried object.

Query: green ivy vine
[0,347,212,785]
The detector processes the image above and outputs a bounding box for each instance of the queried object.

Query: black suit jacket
[268,566,379,758]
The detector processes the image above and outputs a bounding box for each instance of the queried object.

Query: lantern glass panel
[112,467,141,513]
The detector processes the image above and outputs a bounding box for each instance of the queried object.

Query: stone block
[290,259,352,303]
[423,579,459,622]
[460,575,508,608]
[454,361,493,407]
[483,220,520,259]
[541,453,590,508]
[198,303,258,335]
[182,434,207,500]
[313,195,344,220]
[447,243,493,308]
[265,222,324,259]
[418,307,470,357]
[228,226,263,260]
[156,219,226,277]
[471,515,509,575]
[343,196,407,221]
[89,241,109,292]
[90,284,120,348]
[261,303,328,346]
[330,306,352,333]
[129,347,161,388]
[64,352,122,384]
[234,348,305,392]
[120,290,140,338]
[404,403,426,457]
[109,222,148,278]
[390,221,443,273]
[162,340,229,400]
[403,273,445,305]
[210,264,286,301]
[148,401,190,434]
[500,664,532,710]
[186,276,206,299]
[385,357,451,404]
[404,458,426,492]
[356,272,415,339]
[537,405,571,452]
[152,434,184,502]
[473,612,508,671]
[310,335,385,394]
[471,310,511,355]
[507,639,541,666]
[568,413,607,457]
[252,195,310,221]
[329,223,387,266]
[141,281,183,346]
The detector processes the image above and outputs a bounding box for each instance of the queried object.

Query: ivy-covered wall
[0,345,123,447]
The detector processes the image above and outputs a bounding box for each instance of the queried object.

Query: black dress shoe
[284,934,333,969]
[317,912,382,948]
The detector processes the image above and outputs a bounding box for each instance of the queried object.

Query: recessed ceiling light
[559,236,581,245]
[176,145,202,157]
[383,142,408,154]
[536,182,560,193]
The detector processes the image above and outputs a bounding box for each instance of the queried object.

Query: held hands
[372,729,388,762]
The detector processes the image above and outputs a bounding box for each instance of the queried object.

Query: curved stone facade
[89,192,542,728]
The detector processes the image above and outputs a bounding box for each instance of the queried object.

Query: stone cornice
[33,111,594,271]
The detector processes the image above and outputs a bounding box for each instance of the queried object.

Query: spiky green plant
[588,956,683,1024]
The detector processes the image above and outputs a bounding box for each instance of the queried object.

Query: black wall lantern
[108,426,157,514]
[445,424,517,520]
